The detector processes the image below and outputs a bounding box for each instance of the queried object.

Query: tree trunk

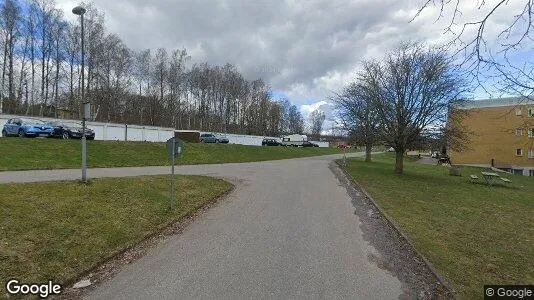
[8,34,14,101]
[28,36,35,116]
[1,39,8,105]
[395,150,404,174]
[365,144,372,162]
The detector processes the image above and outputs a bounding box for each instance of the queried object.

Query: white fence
[0,114,330,147]
[0,114,175,143]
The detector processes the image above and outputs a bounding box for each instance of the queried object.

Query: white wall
[0,114,175,143]
[0,114,330,147]
[203,132,329,147]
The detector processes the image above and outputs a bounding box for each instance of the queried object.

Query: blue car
[2,118,53,137]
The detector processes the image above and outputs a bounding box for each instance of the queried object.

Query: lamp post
[73,6,88,182]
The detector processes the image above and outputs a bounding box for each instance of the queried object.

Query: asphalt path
[1,153,407,299]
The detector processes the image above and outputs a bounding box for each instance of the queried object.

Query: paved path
[1,154,405,299]
[0,153,361,184]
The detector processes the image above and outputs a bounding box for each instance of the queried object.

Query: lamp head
[72,6,86,15]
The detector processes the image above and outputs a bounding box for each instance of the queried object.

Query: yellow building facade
[450,97,534,176]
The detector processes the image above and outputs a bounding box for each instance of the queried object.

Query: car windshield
[201,134,214,137]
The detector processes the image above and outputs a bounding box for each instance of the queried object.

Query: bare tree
[361,42,468,173]
[288,104,304,134]
[333,80,380,162]
[65,23,79,117]
[0,0,21,112]
[51,11,66,117]
[309,110,326,138]
[168,48,189,128]
[416,0,534,97]
[25,1,38,115]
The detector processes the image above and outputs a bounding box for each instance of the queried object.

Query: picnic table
[437,155,451,165]
[481,172,500,186]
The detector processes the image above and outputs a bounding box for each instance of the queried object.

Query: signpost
[343,145,347,166]
[81,102,91,182]
[166,137,185,208]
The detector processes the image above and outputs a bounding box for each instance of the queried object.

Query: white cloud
[300,100,329,118]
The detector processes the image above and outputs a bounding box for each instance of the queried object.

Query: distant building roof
[458,97,534,109]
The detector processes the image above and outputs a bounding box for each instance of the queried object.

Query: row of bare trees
[334,42,469,174]
[0,0,305,137]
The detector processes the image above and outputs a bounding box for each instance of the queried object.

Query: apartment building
[449,97,534,176]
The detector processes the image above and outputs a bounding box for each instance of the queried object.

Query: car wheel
[1,129,7,137]
[62,132,69,140]
[18,129,24,137]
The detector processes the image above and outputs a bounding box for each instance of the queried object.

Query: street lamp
[73,5,88,182]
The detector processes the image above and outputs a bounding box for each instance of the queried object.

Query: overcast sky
[57,0,529,123]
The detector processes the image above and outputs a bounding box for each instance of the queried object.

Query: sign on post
[166,137,185,208]
[343,145,347,166]
[166,137,184,158]
[83,102,91,120]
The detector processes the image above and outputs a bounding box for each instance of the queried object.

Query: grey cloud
[61,0,432,104]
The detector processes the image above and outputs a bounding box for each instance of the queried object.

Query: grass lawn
[0,138,348,171]
[0,175,231,296]
[343,154,533,299]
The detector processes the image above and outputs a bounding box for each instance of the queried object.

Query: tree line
[0,0,306,137]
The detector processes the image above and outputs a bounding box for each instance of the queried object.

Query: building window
[529,149,534,158]
[516,128,523,136]
[529,128,534,138]
[513,169,523,175]
[516,148,523,156]
[516,108,523,116]
[529,108,534,117]
[530,170,534,176]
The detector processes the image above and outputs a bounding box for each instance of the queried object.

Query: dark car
[262,138,281,146]
[216,134,229,144]
[2,118,53,137]
[302,141,319,147]
[48,121,95,140]
[200,133,218,143]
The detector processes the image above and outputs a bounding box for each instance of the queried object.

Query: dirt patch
[330,162,454,300]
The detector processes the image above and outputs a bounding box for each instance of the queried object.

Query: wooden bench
[469,175,479,183]
[500,177,512,183]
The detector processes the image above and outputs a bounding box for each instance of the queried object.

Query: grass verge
[0,175,232,297]
[343,154,533,299]
[0,138,349,171]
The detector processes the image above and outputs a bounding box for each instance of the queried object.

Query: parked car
[262,138,281,146]
[281,134,307,147]
[302,141,319,147]
[216,134,229,144]
[2,118,53,137]
[200,133,218,143]
[48,121,95,140]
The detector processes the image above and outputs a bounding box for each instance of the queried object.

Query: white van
[282,134,307,147]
